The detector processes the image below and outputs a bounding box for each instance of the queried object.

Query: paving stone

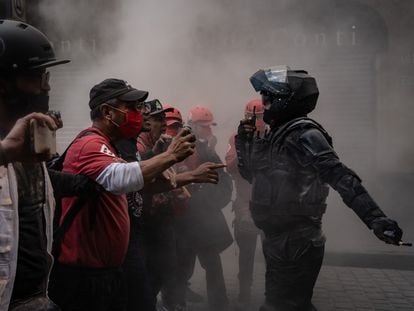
[187,252,414,311]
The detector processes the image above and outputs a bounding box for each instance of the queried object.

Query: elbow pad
[330,166,386,228]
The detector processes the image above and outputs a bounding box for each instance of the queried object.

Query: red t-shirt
[58,127,130,268]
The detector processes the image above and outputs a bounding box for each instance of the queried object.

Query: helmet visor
[250,65,291,96]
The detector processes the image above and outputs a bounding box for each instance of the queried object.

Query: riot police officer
[235,66,404,311]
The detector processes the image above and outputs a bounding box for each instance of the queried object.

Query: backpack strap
[51,129,100,257]
[47,130,97,171]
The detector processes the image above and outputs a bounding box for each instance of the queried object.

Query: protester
[115,103,154,311]
[172,105,233,311]
[136,101,226,310]
[225,99,267,309]
[48,79,197,311]
[0,19,70,311]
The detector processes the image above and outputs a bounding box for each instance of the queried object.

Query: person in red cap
[225,99,267,309]
[159,105,202,310]
[164,104,184,137]
[136,101,226,311]
[186,105,218,149]
[48,81,199,311]
[172,105,233,311]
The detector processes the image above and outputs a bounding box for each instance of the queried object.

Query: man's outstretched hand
[190,162,226,184]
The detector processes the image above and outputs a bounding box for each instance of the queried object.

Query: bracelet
[0,141,9,166]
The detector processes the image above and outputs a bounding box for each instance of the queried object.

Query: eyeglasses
[20,70,50,90]
[122,101,151,113]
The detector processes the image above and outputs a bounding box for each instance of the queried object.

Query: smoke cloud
[35,0,414,253]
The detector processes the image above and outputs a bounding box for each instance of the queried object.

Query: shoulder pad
[270,117,332,150]
[299,128,337,157]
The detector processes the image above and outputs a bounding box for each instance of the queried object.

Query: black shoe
[186,287,204,303]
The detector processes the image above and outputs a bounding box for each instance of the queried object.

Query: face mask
[109,106,143,138]
[196,124,213,140]
[262,92,293,126]
[263,109,276,125]
[6,93,49,119]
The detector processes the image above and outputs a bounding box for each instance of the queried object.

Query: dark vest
[249,118,332,225]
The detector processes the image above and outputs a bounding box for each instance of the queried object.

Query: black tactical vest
[249,118,333,224]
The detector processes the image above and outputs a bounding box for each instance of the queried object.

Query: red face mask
[195,124,213,140]
[110,106,143,138]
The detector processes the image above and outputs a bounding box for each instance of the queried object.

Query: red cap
[164,104,183,126]
[188,105,216,126]
[245,99,264,115]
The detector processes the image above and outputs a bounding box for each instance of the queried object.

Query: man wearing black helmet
[235,66,404,311]
[0,19,70,311]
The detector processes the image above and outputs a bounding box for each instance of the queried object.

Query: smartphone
[30,119,57,156]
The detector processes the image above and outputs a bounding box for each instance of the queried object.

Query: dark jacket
[235,117,388,233]
[175,139,233,251]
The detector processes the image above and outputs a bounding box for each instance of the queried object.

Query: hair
[90,98,118,121]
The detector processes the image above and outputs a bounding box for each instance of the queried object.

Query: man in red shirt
[48,79,197,311]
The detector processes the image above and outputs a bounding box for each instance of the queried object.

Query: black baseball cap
[146,99,174,116]
[89,78,149,109]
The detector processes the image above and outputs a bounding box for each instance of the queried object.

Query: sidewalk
[187,250,414,311]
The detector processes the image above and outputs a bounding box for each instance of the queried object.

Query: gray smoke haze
[36,0,414,254]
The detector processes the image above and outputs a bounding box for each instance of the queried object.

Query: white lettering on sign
[51,38,97,55]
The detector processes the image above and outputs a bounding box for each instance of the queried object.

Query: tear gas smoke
[34,0,414,254]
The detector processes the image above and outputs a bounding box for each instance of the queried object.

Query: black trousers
[48,262,124,311]
[123,231,155,311]
[234,220,261,298]
[261,232,324,311]
[167,240,229,311]
[143,222,178,309]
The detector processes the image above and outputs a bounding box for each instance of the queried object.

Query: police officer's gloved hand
[75,174,105,199]
[237,119,256,141]
[370,217,403,245]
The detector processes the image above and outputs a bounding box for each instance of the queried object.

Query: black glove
[237,120,256,141]
[370,217,403,245]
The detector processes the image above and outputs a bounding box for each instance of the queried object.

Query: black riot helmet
[0,19,70,72]
[250,66,319,125]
